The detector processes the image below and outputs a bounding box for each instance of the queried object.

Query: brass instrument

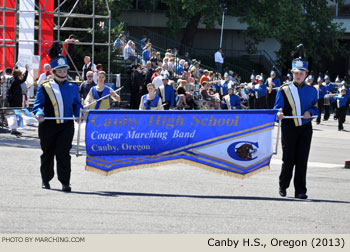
[268,77,273,94]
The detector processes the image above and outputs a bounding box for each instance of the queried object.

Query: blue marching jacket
[158,85,175,107]
[220,81,229,96]
[273,82,319,127]
[224,94,241,109]
[33,79,83,123]
[318,84,327,99]
[142,94,161,110]
[254,84,267,98]
[325,82,335,94]
[332,94,348,108]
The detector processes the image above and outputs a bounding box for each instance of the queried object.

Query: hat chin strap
[54,71,68,81]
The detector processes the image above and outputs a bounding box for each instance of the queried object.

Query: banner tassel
[85,159,270,179]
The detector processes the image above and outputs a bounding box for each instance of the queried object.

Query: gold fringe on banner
[85,159,270,179]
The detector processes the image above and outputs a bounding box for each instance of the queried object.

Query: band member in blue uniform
[274,44,319,199]
[306,72,315,86]
[223,84,241,110]
[330,86,348,131]
[315,75,327,124]
[158,75,175,110]
[83,71,120,110]
[32,56,83,192]
[246,73,256,109]
[284,72,292,84]
[323,74,334,121]
[219,73,230,98]
[139,83,163,110]
[253,75,267,109]
[236,85,248,109]
[266,67,281,108]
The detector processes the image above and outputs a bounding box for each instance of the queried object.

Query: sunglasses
[87,75,93,77]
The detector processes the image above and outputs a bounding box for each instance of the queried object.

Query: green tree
[235,0,345,72]
[57,0,346,74]
[157,0,345,72]
[160,0,228,52]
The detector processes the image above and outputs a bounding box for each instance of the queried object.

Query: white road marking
[270,159,342,168]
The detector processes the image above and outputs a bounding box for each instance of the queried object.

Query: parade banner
[85,110,278,178]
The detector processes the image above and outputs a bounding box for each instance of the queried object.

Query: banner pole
[273,111,317,155]
[274,120,281,155]
[84,86,123,108]
[283,115,318,119]
[43,117,75,120]
[76,108,83,157]
[273,109,282,155]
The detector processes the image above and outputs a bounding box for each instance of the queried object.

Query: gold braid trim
[42,81,61,124]
[85,159,270,179]
[282,85,299,126]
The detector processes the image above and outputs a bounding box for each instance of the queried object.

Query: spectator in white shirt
[37,64,52,85]
[82,56,96,81]
[214,48,224,74]
[161,65,170,80]
[152,70,164,89]
[123,40,137,61]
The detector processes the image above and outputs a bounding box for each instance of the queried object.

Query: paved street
[1,116,350,234]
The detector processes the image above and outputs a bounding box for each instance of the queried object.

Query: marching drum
[324,94,331,106]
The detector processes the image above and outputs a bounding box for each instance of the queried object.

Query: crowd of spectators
[2,33,350,135]
[114,34,254,110]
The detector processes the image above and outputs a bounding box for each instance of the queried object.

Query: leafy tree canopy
[57,0,346,73]
[235,0,346,72]
[159,0,346,72]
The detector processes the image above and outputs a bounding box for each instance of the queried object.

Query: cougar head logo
[227,141,258,161]
[235,144,256,160]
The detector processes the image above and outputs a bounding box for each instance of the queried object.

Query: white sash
[159,85,165,102]
[224,95,231,109]
[50,80,64,123]
[289,83,302,126]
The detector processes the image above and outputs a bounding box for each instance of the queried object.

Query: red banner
[0,0,16,70]
[39,0,54,72]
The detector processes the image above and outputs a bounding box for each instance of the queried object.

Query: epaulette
[39,78,51,86]
[280,82,291,89]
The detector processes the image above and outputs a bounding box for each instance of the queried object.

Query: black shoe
[323,119,328,121]
[62,184,71,192]
[295,193,308,199]
[316,122,320,125]
[11,130,22,137]
[279,189,287,197]
[42,182,50,189]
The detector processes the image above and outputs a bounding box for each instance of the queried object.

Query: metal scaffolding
[1,0,17,70]
[0,0,112,82]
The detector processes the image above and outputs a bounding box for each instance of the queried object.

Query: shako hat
[291,44,308,72]
[50,56,69,70]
